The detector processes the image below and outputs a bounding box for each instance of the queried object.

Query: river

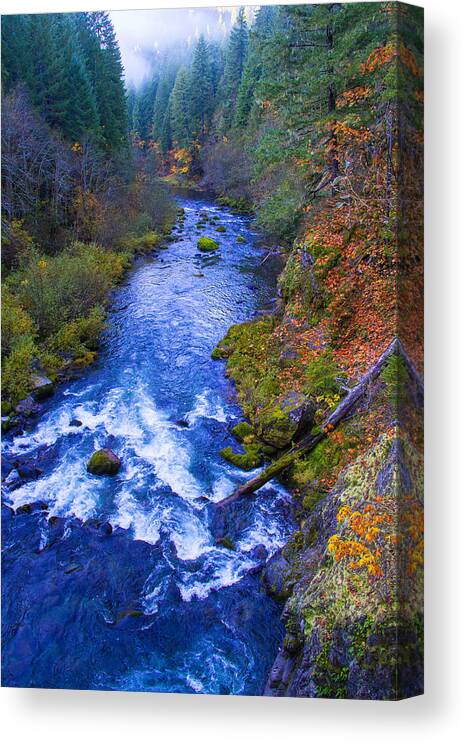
[1,193,294,694]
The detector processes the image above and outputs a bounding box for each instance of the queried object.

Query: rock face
[263,435,424,700]
[256,391,316,449]
[86,448,121,476]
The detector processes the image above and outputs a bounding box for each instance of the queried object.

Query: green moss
[236,236,246,243]
[217,196,253,213]
[231,421,254,441]
[212,316,281,419]
[217,536,236,551]
[314,642,349,699]
[87,449,121,476]
[197,237,219,252]
[220,444,262,471]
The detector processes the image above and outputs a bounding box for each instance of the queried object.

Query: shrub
[1,286,35,357]
[10,243,127,339]
[123,231,162,254]
[2,335,36,404]
[50,307,106,358]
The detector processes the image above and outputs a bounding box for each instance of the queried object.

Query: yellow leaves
[328,503,392,579]
[71,142,82,154]
[37,258,47,271]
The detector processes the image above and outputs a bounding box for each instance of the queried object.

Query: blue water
[1,194,293,694]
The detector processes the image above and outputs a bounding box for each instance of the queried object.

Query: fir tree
[189,35,214,139]
[170,67,192,147]
[221,7,249,130]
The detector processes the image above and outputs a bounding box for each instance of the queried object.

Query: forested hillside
[1,12,175,411]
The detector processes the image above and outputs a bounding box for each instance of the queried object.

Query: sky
[110,6,250,88]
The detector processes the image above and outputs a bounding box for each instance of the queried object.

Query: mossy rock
[116,608,144,622]
[256,391,316,449]
[231,421,254,441]
[197,237,219,252]
[217,536,236,551]
[236,236,246,243]
[31,374,54,401]
[220,444,262,471]
[211,322,246,359]
[87,448,121,476]
[215,225,226,233]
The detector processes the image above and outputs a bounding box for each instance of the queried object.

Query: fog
[110,7,248,88]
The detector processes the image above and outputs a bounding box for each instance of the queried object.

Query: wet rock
[16,501,48,514]
[256,391,316,449]
[31,374,54,401]
[216,536,236,551]
[250,544,268,562]
[17,463,41,481]
[175,418,189,428]
[15,396,42,417]
[261,549,292,601]
[1,454,15,480]
[86,448,121,476]
[69,418,83,427]
[100,521,113,536]
[4,469,22,491]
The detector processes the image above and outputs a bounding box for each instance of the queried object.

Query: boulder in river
[86,448,121,476]
[197,237,219,252]
[256,391,316,450]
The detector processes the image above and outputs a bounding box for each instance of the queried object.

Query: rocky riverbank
[211,246,424,700]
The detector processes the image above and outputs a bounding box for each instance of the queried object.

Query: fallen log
[215,338,420,509]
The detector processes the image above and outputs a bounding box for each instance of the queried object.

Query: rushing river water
[1,193,294,694]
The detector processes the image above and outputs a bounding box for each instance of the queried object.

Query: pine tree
[152,70,176,141]
[189,35,214,139]
[170,67,192,147]
[222,7,249,130]
[133,77,158,141]
[160,98,173,153]
[84,11,128,151]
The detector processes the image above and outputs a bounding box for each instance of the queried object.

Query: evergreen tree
[160,98,173,153]
[84,11,128,150]
[189,35,214,139]
[221,7,249,130]
[170,67,192,147]
[132,77,158,140]
[152,70,176,141]
[234,6,277,130]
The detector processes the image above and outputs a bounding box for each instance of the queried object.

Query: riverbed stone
[86,448,121,476]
